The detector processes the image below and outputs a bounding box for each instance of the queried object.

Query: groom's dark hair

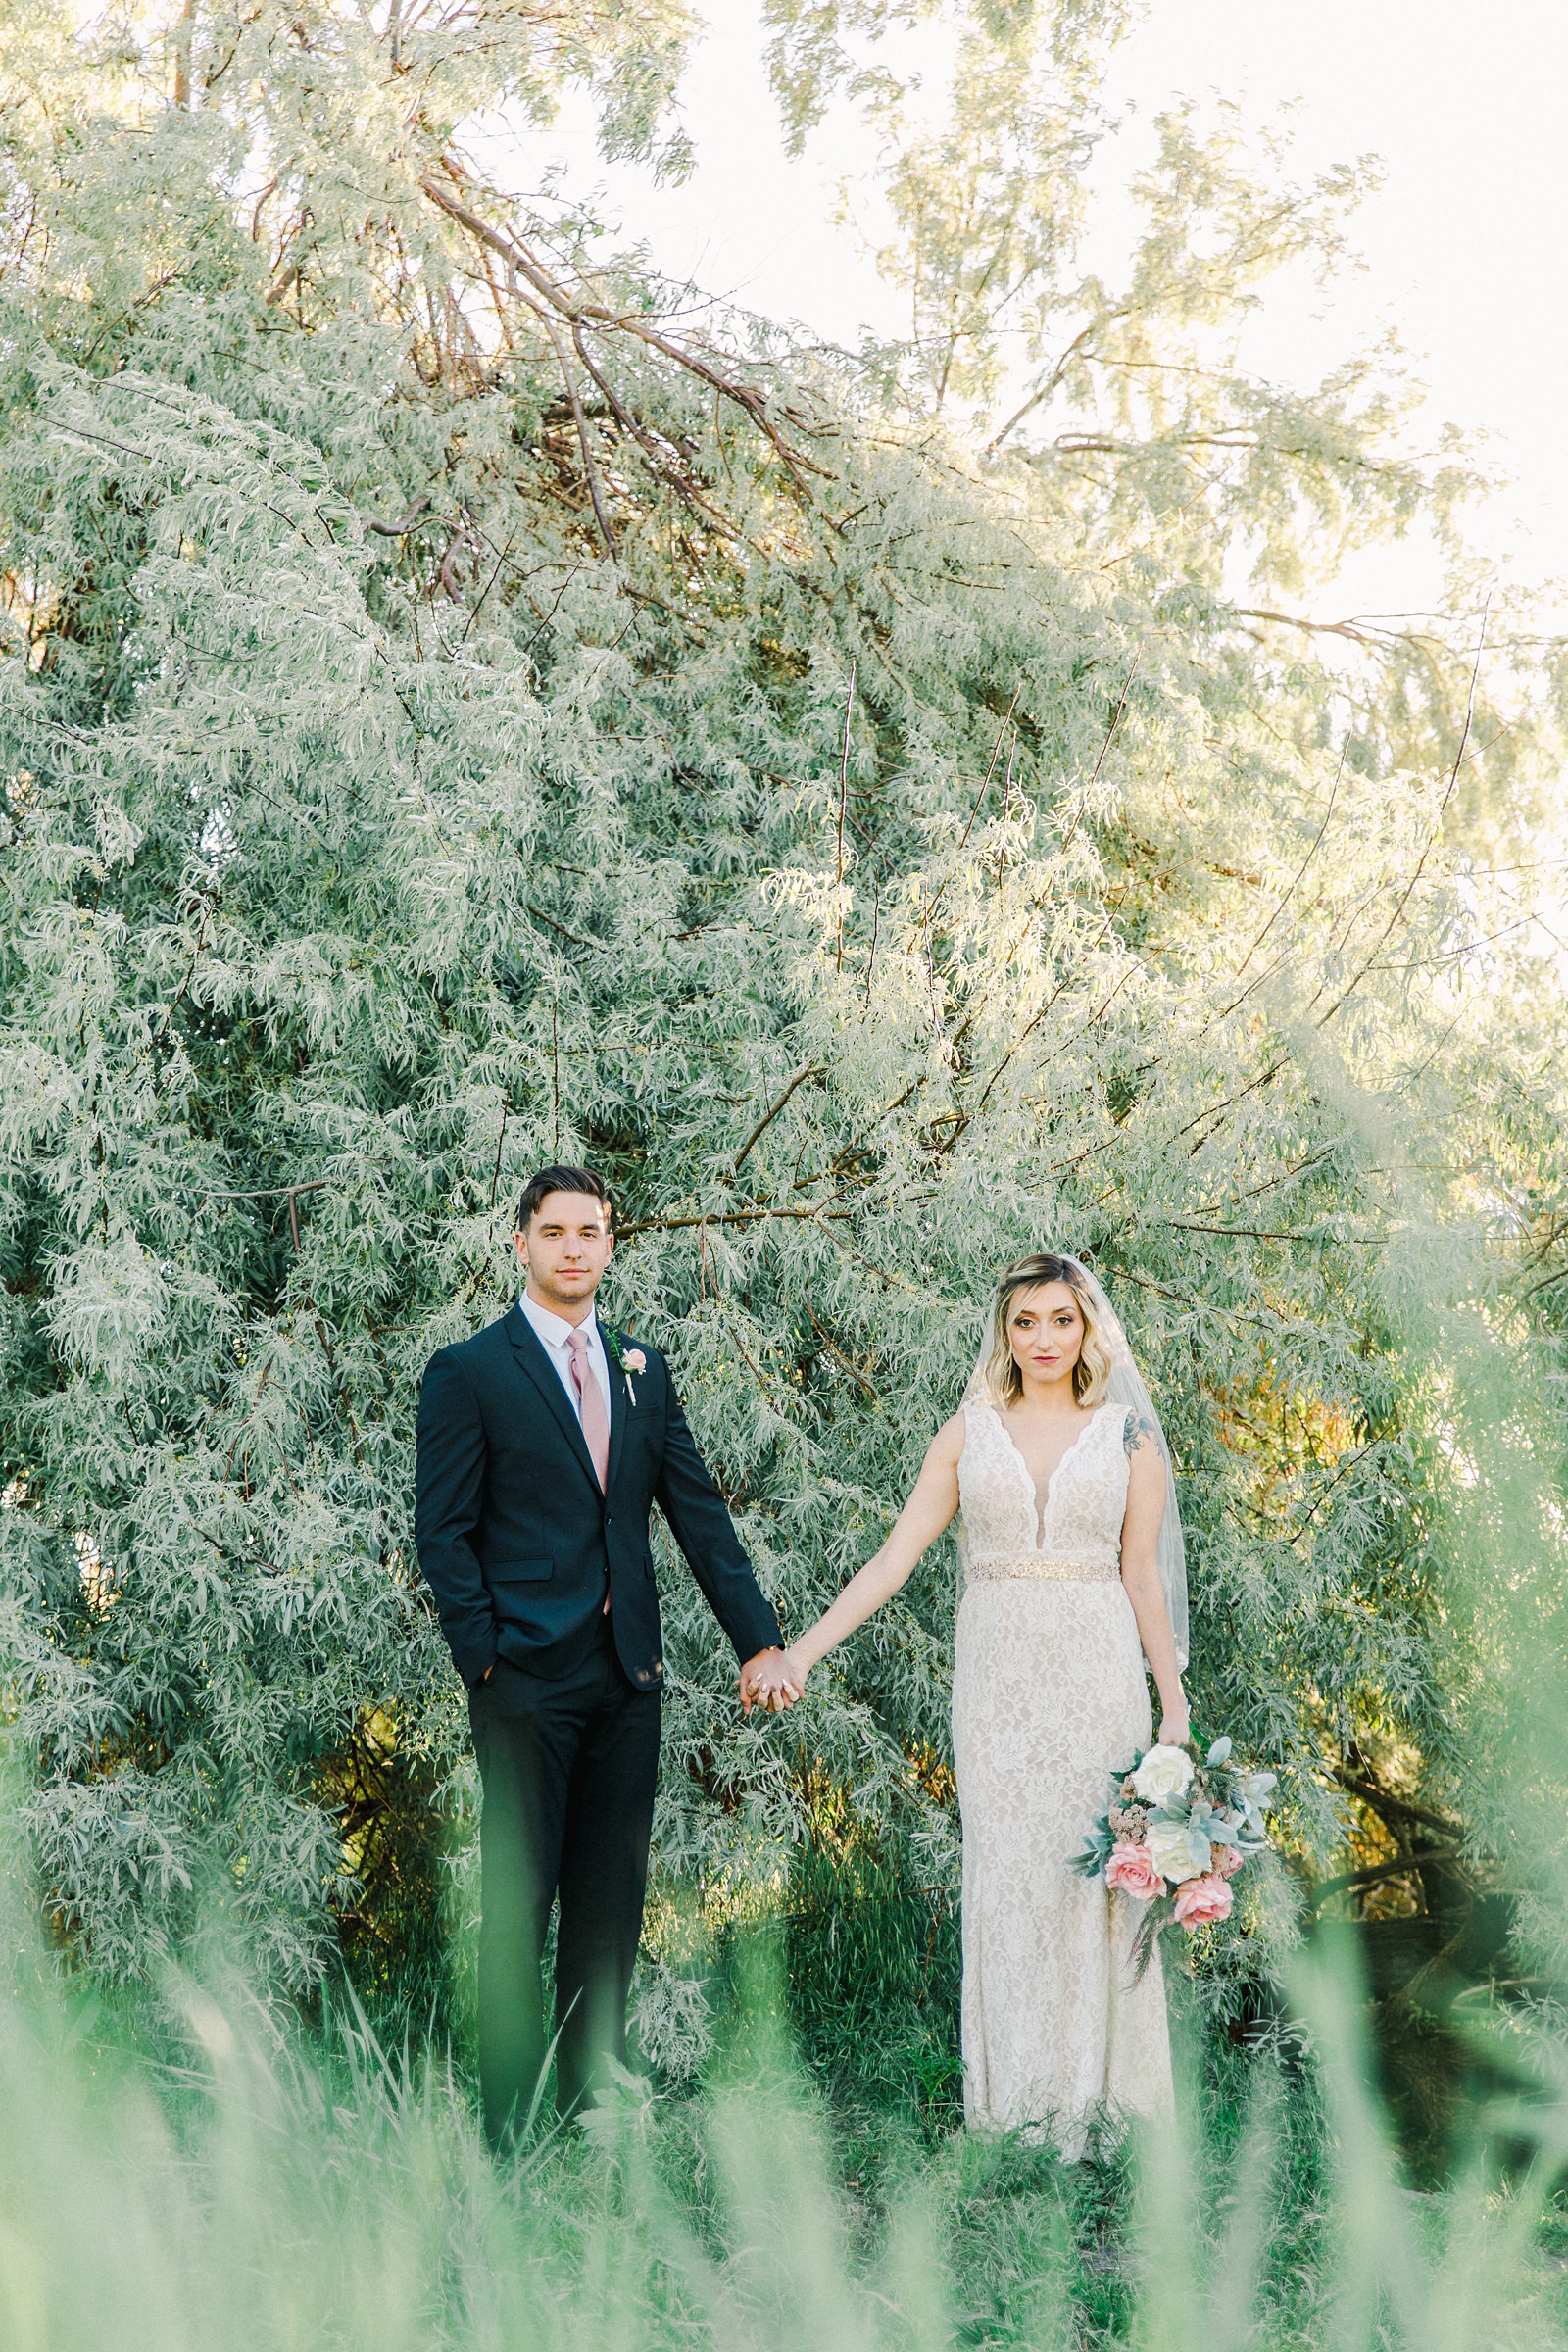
[515,1164,612,1231]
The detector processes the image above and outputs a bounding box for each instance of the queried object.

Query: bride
[745,1252,1190,2154]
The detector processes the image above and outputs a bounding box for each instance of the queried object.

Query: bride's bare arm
[1119,1427,1188,1742]
[740,1414,964,1710]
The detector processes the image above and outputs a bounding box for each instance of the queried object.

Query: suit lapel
[603,1332,629,1498]
[504,1304,601,1495]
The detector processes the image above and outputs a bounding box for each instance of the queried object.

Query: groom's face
[515,1191,614,1321]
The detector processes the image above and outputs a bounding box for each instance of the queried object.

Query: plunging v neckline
[991,1399,1109,1540]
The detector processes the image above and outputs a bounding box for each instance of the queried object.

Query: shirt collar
[518,1291,599,1352]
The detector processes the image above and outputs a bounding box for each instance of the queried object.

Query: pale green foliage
[761,0,947,153]
[761,0,1138,157]
[0,0,1562,2027]
[832,6,1458,598]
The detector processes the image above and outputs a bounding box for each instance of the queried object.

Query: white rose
[1131,1744,1195,1807]
[1145,1821,1203,1886]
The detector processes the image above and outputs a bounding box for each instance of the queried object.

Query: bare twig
[996,739,1016,888]
[1317,597,1491,1027]
[1055,653,1141,861]
[571,321,741,539]
[984,316,1105,457]
[863,870,881,1008]
[803,1284,878,1400]
[526,902,600,951]
[198,1174,339,1252]
[956,688,1021,852]
[1235,607,1378,646]
[732,1063,823,1176]
[537,310,616,558]
[835,666,856,970]
[619,1203,848,1237]
[1230,743,1346,984]
[363,493,433,539]
[489,1100,509,1212]
[199,1177,334,1202]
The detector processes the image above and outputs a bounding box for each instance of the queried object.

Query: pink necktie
[567,1326,611,1493]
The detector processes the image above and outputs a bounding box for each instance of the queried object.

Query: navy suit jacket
[414,1304,781,1691]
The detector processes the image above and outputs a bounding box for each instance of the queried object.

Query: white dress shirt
[517,1290,613,1425]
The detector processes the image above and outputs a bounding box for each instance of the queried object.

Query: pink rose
[1105,1839,1161,1902]
[1213,1842,1245,1880]
[623,1348,647,1373]
[1173,1874,1233,1930]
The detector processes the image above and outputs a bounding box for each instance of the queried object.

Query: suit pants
[469,1619,662,2144]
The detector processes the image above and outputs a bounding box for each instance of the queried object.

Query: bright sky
[514,0,1568,626]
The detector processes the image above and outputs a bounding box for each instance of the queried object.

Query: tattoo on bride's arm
[1122,1410,1159,1460]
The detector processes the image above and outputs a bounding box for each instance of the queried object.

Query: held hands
[739,1646,807,1715]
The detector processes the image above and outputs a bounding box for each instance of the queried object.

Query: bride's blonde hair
[984,1253,1113,1409]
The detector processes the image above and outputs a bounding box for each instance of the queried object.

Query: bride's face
[1007,1283,1085,1393]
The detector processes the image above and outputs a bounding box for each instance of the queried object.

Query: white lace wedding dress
[950,1396,1174,2154]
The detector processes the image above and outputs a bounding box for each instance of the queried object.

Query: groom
[415,1164,789,2144]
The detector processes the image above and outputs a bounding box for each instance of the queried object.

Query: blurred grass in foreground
[3,1914,1568,2352]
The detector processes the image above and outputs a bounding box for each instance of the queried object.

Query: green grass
[3,1910,1565,2352]
[2,1806,1566,2352]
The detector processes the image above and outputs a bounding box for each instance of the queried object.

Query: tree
[0,0,1560,2053]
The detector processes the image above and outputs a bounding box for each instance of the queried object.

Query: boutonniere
[607,1332,647,1404]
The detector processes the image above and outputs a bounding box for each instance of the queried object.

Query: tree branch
[418,171,827,498]
[538,311,616,557]
[732,1063,823,1176]
[618,1202,846,1237]
[1310,1852,1459,1910]
[835,667,855,970]
[1317,596,1491,1027]
[1333,1768,1462,1842]
[1235,607,1377,646]
[363,493,433,539]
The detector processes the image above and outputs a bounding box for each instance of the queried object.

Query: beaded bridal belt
[965,1554,1119,1585]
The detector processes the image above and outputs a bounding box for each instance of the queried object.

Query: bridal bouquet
[1070,1736,1276,1968]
